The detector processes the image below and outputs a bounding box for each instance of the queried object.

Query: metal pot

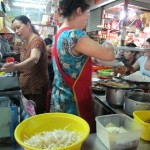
[135,83,150,91]
[106,88,127,107]
[124,90,150,116]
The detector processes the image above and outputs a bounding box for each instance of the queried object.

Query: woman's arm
[72,36,115,61]
[17,48,41,70]
[0,48,41,72]
[132,60,140,71]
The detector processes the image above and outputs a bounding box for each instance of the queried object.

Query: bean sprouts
[23,126,83,149]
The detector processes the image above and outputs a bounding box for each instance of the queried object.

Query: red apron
[52,27,95,132]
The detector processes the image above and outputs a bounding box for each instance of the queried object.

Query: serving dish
[99,80,137,90]
[121,76,150,90]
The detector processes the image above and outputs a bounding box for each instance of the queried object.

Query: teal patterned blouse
[50,29,87,114]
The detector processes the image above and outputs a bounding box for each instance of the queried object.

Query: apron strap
[52,27,75,87]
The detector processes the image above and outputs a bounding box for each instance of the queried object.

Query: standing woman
[0,15,49,114]
[114,38,150,77]
[51,0,115,132]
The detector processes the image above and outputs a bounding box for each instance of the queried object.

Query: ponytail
[31,25,39,35]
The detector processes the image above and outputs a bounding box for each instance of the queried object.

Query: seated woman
[114,39,150,77]
[132,38,150,77]
[121,43,137,66]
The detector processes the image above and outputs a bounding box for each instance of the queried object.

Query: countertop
[81,133,150,150]
[1,134,149,150]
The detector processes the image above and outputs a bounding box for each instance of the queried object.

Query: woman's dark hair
[59,0,91,18]
[126,43,137,47]
[125,43,137,55]
[146,38,150,44]
[44,38,52,46]
[12,15,39,35]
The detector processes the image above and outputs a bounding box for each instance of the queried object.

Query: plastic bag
[20,92,36,121]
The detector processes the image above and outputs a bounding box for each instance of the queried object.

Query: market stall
[0,0,150,150]
[88,0,150,46]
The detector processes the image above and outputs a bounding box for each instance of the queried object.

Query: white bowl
[92,78,100,83]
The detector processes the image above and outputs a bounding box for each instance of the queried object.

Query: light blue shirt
[138,56,150,77]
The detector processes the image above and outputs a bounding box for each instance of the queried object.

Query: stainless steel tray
[115,46,150,52]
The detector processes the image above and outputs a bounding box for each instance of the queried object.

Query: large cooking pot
[100,80,137,107]
[124,90,150,116]
[106,88,127,107]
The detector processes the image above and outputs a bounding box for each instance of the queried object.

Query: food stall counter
[91,93,150,150]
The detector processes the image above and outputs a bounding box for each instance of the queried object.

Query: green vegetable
[97,69,113,72]
[97,69,113,77]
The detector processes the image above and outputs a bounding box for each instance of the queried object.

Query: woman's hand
[0,62,17,72]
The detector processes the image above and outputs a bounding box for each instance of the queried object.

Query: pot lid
[0,26,15,34]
